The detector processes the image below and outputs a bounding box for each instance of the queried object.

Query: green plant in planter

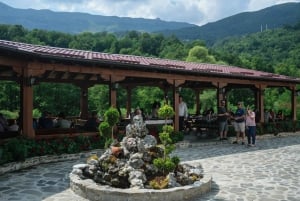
[153,104,180,176]
[158,104,175,124]
[99,121,113,148]
[99,107,120,148]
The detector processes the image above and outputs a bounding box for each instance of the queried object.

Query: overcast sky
[1,0,300,25]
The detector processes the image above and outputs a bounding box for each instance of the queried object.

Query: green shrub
[158,104,174,120]
[104,107,120,128]
[153,157,176,174]
[170,131,184,143]
[99,121,111,139]
[0,135,106,165]
[5,138,27,161]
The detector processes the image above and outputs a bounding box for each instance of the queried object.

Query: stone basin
[70,169,212,201]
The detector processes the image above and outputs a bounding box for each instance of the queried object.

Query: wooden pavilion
[0,39,299,139]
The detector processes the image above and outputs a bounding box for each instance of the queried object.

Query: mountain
[0,2,197,34]
[158,2,300,45]
[0,2,299,45]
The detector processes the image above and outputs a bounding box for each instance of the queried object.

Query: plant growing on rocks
[99,121,112,148]
[151,104,180,182]
[158,103,175,124]
[71,104,203,190]
[99,107,120,148]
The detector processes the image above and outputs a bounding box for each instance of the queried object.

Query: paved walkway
[0,133,299,201]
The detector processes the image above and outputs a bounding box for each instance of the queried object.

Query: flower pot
[111,146,122,156]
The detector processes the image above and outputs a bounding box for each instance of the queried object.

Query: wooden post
[291,87,297,121]
[195,89,200,115]
[22,77,34,138]
[259,85,266,123]
[173,79,185,132]
[126,86,132,118]
[110,83,117,107]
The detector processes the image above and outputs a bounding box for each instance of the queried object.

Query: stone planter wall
[0,149,103,175]
[70,170,212,201]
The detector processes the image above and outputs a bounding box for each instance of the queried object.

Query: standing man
[233,102,246,145]
[178,95,188,132]
[217,100,229,140]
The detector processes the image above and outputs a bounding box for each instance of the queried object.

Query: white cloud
[1,0,300,25]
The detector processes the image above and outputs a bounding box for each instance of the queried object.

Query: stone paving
[0,133,299,201]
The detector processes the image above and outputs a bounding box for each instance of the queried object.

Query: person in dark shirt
[232,102,246,145]
[217,100,229,140]
[84,111,100,131]
[38,111,54,129]
[0,113,8,132]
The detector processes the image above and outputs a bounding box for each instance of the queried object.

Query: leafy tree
[186,45,216,63]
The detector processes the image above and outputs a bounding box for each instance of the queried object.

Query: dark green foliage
[153,157,176,175]
[170,131,184,143]
[212,24,300,76]
[3,138,27,161]
[99,121,111,139]
[0,135,105,165]
[99,121,113,148]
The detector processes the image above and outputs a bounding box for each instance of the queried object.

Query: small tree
[99,107,120,148]
[153,104,179,176]
[99,121,111,148]
[104,107,120,139]
[158,104,174,124]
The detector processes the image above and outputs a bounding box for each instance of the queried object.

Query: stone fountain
[70,115,212,201]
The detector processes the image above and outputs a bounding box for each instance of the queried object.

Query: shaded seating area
[0,39,299,140]
[186,115,219,138]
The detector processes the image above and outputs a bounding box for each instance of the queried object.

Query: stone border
[70,168,212,201]
[0,149,103,175]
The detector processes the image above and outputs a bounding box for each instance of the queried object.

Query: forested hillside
[212,22,300,77]
[159,2,300,45]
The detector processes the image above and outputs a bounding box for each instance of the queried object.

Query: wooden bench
[187,119,219,138]
[0,131,20,144]
[35,128,77,135]
[35,128,98,140]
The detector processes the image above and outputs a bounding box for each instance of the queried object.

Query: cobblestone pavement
[0,133,299,201]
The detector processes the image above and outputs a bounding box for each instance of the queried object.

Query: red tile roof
[0,39,299,83]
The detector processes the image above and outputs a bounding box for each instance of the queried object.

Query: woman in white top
[246,108,256,146]
[178,96,188,131]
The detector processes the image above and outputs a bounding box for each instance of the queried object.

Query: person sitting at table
[38,111,54,129]
[151,101,160,119]
[55,112,71,128]
[0,113,8,132]
[205,107,214,122]
[84,111,100,131]
[276,110,284,121]
[8,119,19,132]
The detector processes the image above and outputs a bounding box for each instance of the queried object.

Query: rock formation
[71,114,203,189]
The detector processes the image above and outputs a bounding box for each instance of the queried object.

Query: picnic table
[186,115,219,138]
